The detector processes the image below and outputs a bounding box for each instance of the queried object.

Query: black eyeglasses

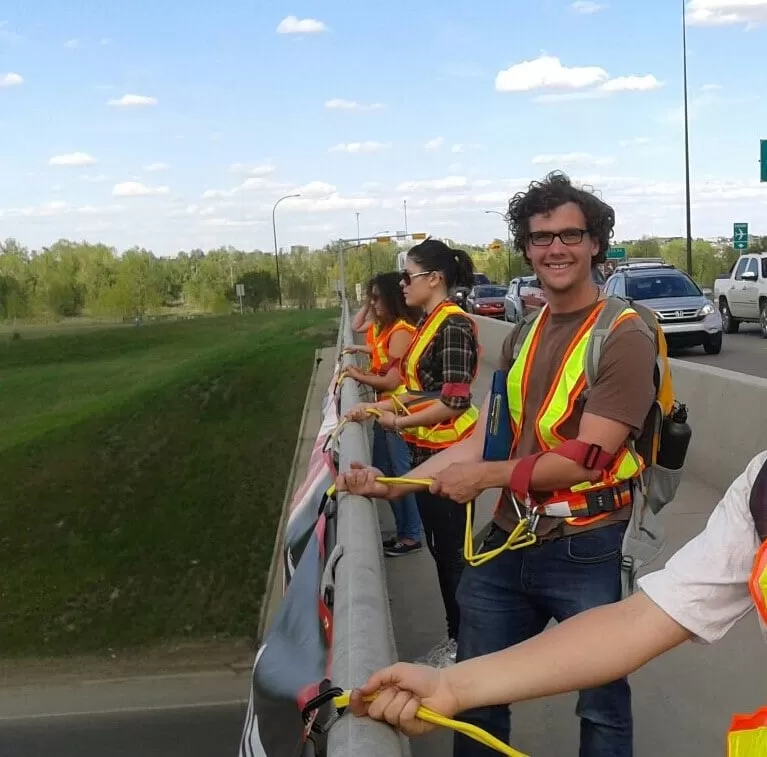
[528,229,590,247]
[399,270,434,286]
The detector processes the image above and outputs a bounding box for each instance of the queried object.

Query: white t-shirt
[638,451,766,644]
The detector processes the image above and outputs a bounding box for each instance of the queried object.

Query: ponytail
[407,239,475,290]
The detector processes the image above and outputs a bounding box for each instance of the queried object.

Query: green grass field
[0,310,339,656]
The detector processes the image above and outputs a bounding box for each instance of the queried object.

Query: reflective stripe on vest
[378,320,417,399]
[506,301,644,522]
[400,301,479,449]
[751,541,767,626]
[727,707,767,756]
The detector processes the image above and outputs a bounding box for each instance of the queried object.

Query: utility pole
[682,0,694,276]
[271,193,301,308]
[403,200,408,235]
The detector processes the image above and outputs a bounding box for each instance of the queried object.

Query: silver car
[603,261,722,354]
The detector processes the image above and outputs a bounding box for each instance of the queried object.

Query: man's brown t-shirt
[494,300,657,538]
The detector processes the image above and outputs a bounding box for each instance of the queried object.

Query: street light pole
[682,0,694,276]
[484,209,512,282]
[272,193,301,308]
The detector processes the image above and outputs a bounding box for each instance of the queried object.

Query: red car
[466,284,508,319]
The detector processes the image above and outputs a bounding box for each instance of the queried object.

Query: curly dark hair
[372,271,420,326]
[506,171,615,266]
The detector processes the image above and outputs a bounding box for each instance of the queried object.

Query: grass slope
[0,310,338,656]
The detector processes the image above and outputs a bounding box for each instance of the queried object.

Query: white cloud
[276,15,327,34]
[228,162,276,176]
[571,0,607,12]
[143,162,169,172]
[298,180,337,197]
[108,94,158,107]
[0,72,23,88]
[686,0,767,26]
[0,201,124,219]
[497,55,662,102]
[532,152,615,167]
[112,181,170,197]
[601,74,663,92]
[397,176,469,192]
[496,55,608,92]
[425,137,445,150]
[64,38,80,49]
[329,141,391,153]
[201,218,262,228]
[324,98,384,111]
[49,152,98,167]
[619,137,651,147]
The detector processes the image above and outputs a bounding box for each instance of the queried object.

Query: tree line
[0,235,759,322]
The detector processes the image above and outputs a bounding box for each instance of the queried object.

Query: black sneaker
[382,536,397,549]
[384,541,422,557]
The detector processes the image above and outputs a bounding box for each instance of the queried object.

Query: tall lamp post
[484,209,512,281]
[272,193,301,307]
[682,0,694,276]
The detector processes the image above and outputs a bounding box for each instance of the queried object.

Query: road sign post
[734,222,749,252]
[235,283,245,314]
[760,140,767,183]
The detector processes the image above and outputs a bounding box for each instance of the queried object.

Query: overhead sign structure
[607,247,627,260]
[734,222,749,251]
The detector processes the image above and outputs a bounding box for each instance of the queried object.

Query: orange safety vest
[372,319,417,400]
[399,301,479,450]
[727,460,767,755]
[506,300,644,526]
[363,322,379,372]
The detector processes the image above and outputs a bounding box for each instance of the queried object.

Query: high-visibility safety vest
[372,319,417,400]
[399,301,479,450]
[363,323,379,372]
[726,459,767,756]
[506,300,644,526]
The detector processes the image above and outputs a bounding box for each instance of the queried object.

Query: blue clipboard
[482,369,513,461]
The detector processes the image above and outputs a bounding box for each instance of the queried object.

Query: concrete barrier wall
[470,314,767,493]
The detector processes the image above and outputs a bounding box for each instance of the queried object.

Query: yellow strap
[374,478,537,564]
[331,691,529,757]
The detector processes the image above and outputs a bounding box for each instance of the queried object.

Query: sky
[1,0,767,256]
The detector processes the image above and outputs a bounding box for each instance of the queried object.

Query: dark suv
[603,260,722,354]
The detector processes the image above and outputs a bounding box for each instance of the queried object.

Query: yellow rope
[331,690,530,757]
[373,477,537,564]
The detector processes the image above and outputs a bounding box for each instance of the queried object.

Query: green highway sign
[607,247,627,260]
[734,222,749,251]
[761,140,767,183]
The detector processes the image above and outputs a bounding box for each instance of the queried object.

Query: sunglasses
[399,270,434,286]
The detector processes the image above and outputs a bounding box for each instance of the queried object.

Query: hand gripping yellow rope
[375,477,537,565]
[331,690,530,757]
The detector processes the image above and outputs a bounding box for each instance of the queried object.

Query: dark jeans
[454,522,632,757]
[415,490,472,641]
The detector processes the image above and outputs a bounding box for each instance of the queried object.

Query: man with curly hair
[338,171,656,755]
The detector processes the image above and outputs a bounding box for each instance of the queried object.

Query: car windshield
[475,286,507,298]
[626,272,701,300]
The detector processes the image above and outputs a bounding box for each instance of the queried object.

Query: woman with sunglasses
[345,272,424,556]
[346,240,480,668]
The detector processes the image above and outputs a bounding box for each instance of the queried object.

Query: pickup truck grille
[655,308,702,324]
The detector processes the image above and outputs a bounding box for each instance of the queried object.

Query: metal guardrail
[327,300,410,757]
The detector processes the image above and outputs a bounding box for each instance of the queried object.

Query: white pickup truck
[713,253,767,337]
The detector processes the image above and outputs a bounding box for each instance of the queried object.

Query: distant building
[290,245,310,255]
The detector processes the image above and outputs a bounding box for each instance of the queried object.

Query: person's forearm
[397,400,461,430]
[446,592,692,713]
[352,304,371,332]
[476,452,602,492]
[354,369,399,392]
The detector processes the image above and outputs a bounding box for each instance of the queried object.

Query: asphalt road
[0,702,247,757]
[674,323,767,378]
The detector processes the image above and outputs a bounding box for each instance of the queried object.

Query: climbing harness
[298,685,530,757]
[374,477,538,565]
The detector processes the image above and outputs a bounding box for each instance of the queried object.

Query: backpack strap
[511,309,544,362]
[584,296,631,391]
[749,457,767,542]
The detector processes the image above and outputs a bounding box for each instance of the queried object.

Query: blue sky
[1,0,767,255]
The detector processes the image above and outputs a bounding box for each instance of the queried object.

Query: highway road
[675,323,767,378]
[0,702,247,757]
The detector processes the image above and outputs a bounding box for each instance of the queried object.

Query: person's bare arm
[447,592,692,712]
[352,302,373,333]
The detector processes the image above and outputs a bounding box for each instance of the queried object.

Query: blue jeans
[454,522,632,757]
[372,424,422,542]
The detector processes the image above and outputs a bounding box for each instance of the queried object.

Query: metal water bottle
[657,402,691,470]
